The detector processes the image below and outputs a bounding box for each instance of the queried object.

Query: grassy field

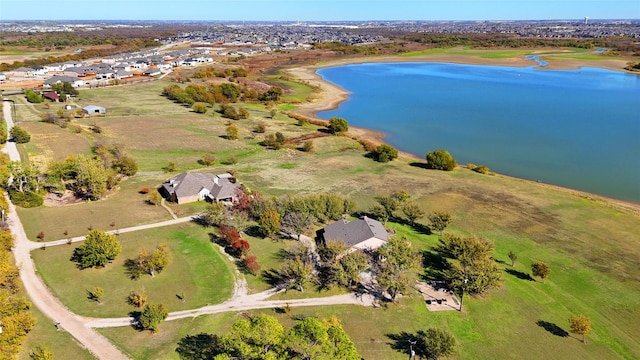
[11,53,640,359]
[17,306,97,360]
[31,223,235,317]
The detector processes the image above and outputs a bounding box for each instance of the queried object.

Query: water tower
[584,16,589,25]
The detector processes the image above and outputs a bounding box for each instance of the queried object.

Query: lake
[317,62,640,203]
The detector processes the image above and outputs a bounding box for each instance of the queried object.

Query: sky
[1,0,639,21]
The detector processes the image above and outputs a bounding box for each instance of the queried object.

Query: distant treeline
[400,33,639,54]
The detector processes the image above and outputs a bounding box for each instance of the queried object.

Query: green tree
[200,152,216,166]
[29,345,54,360]
[428,210,453,235]
[402,201,424,225]
[334,250,369,289]
[286,317,361,360]
[258,210,281,238]
[221,314,286,359]
[202,201,228,227]
[508,251,517,267]
[10,126,31,144]
[281,211,315,241]
[74,155,109,199]
[437,234,502,295]
[531,261,551,283]
[138,303,168,333]
[226,125,239,140]
[148,191,161,205]
[111,155,138,176]
[72,229,122,269]
[281,256,313,292]
[417,328,457,360]
[328,117,349,134]
[192,102,208,114]
[369,203,390,225]
[128,243,172,278]
[569,314,592,344]
[162,161,177,173]
[375,236,422,303]
[219,83,241,102]
[372,144,398,163]
[426,149,457,171]
[25,89,43,103]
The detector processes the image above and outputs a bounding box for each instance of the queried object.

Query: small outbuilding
[82,105,106,115]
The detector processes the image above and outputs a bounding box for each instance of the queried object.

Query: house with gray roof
[318,216,389,251]
[161,172,241,204]
[43,75,84,88]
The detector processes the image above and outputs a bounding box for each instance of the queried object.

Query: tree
[416,328,457,360]
[127,290,147,308]
[72,229,122,269]
[163,161,177,173]
[426,149,457,171]
[428,210,453,235]
[402,201,424,225]
[25,89,43,103]
[281,211,315,241]
[148,191,161,205]
[221,314,286,359]
[531,261,551,283]
[508,251,517,267]
[74,155,109,199]
[328,117,348,134]
[569,314,592,344]
[437,234,502,295]
[29,345,54,360]
[286,317,360,360]
[372,144,398,163]
[10,126,31,144]
[375,236,422,303]
[281,256,313,292]
[260,86,284,102]
[111,155,138,176]
[200,152,216,166]
[334,250,369,289]
[138,303,168,333]
[203,201,228,227]
[226,125,239,140]
[258,210,281,238]
[128,244,172,278]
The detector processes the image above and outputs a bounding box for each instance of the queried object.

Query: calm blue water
[317,62,640,203]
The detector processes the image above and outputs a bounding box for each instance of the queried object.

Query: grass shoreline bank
[284,51,640,212]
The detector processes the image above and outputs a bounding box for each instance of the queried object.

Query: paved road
[2,100,376,359]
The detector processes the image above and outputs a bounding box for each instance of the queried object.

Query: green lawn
[31,223,235,317]
[18,306,97,360]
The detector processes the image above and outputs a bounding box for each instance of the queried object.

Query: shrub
[472,165,490,174]
[192,102,208,114]
[302,140,314,153]
[139,187,150,194]
[372,144,398,163]
[328,117,349,134]
[8,189,43,208]
[425,149,457,171]
[10,126,31,144]
[200,152,216,166]
[255,123,267,133]
[25,89,43,103]
[243,255,261,275]
[226,125,239,140]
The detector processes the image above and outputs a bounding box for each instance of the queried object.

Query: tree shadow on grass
[409,161,430,169]
[386,331,418,356]
[421,249,449,281]
[505,268,535,281]
[536,320,569,337]
[128,310,143,331]
[261,268,285,288]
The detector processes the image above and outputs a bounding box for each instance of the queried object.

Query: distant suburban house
[10,67,35,78]
[42,91,60,102]
[43,75,84,88]
[0,73,6,82]
[161,172,241,204]
[82,105,106,115]
[317,216,389,251]
[143,68,161,76]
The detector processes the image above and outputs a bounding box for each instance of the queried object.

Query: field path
[2,100,375,359]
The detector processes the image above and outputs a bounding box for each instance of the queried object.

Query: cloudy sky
[2,0,638,21]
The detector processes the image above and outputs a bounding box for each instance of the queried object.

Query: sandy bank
[285,53,640,213]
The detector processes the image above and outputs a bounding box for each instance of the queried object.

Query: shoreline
[285,53,640,213]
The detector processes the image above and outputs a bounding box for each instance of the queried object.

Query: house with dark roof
[161,172,241,204]
[42,91,60,102]
[317,216,389,251]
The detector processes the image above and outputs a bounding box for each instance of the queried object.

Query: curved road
[2,100,375,359]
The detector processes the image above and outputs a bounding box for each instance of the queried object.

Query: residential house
[10,67,35,78]
[82,105,106,115]
[0,73,6,82]
[43,75,84,88]
[143,68,161,77]
[31,65,48,76]
[317,216,389,251]
[161,172,241,204]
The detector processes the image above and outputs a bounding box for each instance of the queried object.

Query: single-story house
[43,75,84,88]
[161,172,241,204]
[317,216,389,251]
[143,68,161,77]
[82,105,106,115]
[10,67,35,78]
[42,91,60,102]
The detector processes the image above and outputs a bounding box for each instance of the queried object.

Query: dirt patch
[44,191,84,207]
